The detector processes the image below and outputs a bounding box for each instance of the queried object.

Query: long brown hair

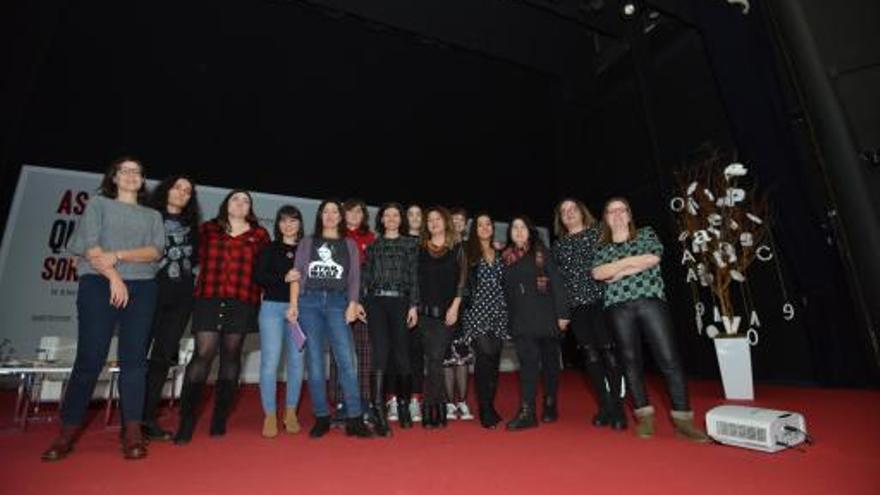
[599,197,637,244]
[553,198,596,237]
[465,212,494,267]
[149,174,202,227]
[99,156,148,203]
[421,206,456,250]
[214,189,260,232]
[313,199,347,239]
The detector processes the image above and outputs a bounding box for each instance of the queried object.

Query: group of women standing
[41,157,707,462]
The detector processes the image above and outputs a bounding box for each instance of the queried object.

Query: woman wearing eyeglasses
[42,157,164,461]
[592,197,708,442]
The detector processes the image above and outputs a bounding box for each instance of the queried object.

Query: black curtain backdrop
[687,0,873,385]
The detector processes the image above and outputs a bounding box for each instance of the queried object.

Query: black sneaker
[310,416,332,439]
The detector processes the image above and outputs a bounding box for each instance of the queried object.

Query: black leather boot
[310,416,331,438]
[345,417,375,438]
[541,395,559,423]
[421,403,436,429]
[370,371,392,437]
[506,403,538,431]
[173,380,204,445]
[582,346,613,427]
[397,374,413,429]
[438,402,449,428]
[142,421,173,441]
[606,360,628,431]
[209,380,236,437]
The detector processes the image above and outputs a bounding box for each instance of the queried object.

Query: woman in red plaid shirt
[174,190,270,444]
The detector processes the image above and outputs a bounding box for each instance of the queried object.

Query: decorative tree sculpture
[670,148,772,338]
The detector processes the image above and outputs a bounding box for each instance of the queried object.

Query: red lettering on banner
[41,257,78,282]
[74,191,89,215]
[56,190,90,215]
[56,190,73,215]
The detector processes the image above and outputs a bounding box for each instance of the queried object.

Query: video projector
[705,405,808,453]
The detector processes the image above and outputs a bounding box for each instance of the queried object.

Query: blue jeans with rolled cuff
[299,290,362,418]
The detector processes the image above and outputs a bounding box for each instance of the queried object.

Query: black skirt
[191,298,258,334]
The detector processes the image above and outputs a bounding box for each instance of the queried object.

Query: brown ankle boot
[41,425,81,462]
[671,411,710,443]
[284,407,300,434]
[634,406,655,439]
[262,414,278,438]
[121,422,148,460]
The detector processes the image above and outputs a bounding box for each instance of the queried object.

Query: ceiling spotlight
[621,1,638,18]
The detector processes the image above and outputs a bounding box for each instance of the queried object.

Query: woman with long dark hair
[444,206,474,421]
[461,213,509,429]
[323,199,375,424]
[255,205,305,438]
[42,157,164,461]
[397,204,426,424]
[416,206,467,428]
[288,199,373,438]
[142,175,202,441]
[361,202,420,435]
[592,197,708,442]
[173,190,270,444]
[502,215,569,431]
[552,198,626,430]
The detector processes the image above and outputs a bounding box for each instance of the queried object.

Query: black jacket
[502,250,569,338]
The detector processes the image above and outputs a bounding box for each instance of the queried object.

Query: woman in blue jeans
[42,157,165,461]
[255,205,305,438]
[287,199,373,438]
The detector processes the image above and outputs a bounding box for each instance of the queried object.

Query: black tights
[606,298,690,412]
[185,332,245,384]
[473,335,502,409]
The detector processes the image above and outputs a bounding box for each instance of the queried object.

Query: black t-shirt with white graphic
[305,238,350,292]
[156,213,197,283]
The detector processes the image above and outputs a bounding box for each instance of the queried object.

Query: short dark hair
[343,198,371,234]
[273,204,304,242]
[149,175,202,227]
[99,156,148,203]
[375,202,406,235]
[505,214,546,254]
[450,207,468,219]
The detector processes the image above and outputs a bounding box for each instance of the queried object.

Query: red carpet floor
[1,372,878,495]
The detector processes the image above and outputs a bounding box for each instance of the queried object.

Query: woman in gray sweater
[42,157,165,461]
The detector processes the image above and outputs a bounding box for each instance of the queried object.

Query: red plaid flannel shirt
[194,221,270,304]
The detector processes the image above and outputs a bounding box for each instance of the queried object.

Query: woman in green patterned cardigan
[592,197,708,443]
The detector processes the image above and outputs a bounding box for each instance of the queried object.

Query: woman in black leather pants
[592,197,708,442]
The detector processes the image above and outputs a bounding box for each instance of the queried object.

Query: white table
[1,363,183,430]
[0,364,73,430]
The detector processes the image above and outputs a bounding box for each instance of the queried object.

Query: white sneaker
[457,402,474,420]
[446,403,458,420]
[386,397,399,422]
[410,398,422,422]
